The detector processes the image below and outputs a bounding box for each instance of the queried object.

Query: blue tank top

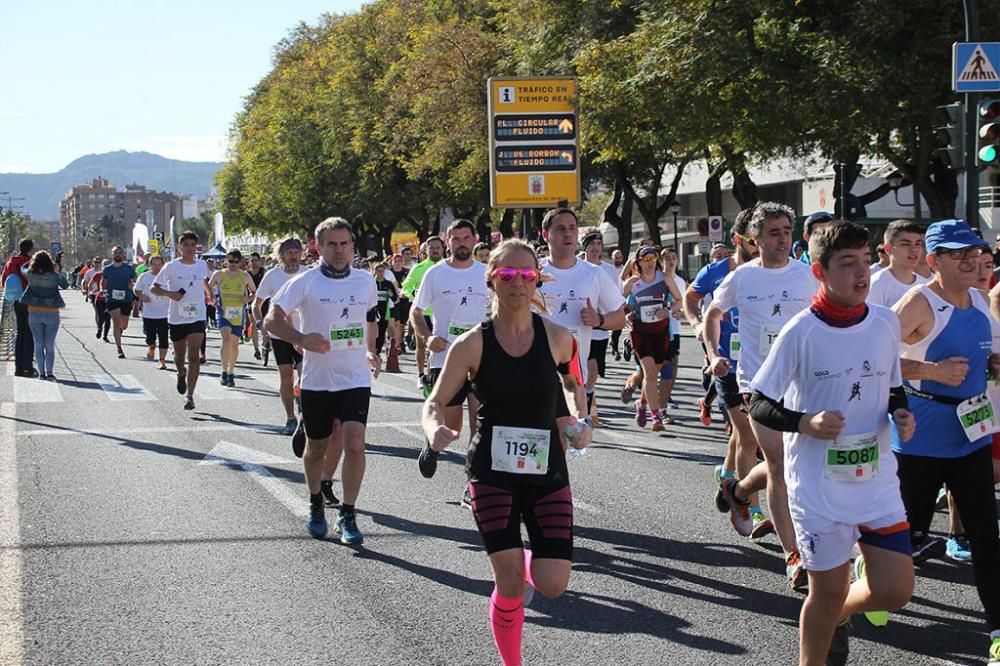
[892,285,993,458]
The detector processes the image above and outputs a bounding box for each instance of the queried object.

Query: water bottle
[566,417,591,459]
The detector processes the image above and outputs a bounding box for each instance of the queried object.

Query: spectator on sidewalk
[2,239,36,377]
[20,251,67,380]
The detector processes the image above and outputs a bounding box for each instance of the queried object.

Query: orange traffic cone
[385,343,401,373]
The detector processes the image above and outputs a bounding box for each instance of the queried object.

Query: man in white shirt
[266,217,380,545]
[412,219,489,479]
[151,231,212,411]
[867,220,928,308]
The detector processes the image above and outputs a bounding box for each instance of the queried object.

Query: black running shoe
[183,396,195,410]
[320,480,340,507]
[461,486,473,510]
[912,534,946,564]
[292,419,306,458]
[176,372,187,395]
[254,350,261,360]
[826,618,850,666]
[117,347,125,359]
[228,374,236,388]
[219,372,227,386]
[418,443,439,479]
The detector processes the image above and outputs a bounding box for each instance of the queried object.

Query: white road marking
[0,367,24,665]
[199,441,307,519]
[92,374,155,401]
[12,376,62,403]
[194,377,248,400]
[16,421,424,438]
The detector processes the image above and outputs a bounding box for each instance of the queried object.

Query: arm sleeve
[748,391,805,432]
[556,338,585,386]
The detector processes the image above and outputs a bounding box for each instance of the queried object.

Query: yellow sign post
[488,76,580,208]
[147,239,160,256]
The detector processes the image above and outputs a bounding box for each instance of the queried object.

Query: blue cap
[804,211,834,233]
[924,219,989,253]
[792,240,807,252]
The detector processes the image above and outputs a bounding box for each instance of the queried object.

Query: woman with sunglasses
[422,239,589,666]
[622,245,676,431]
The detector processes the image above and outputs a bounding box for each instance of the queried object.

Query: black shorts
[713,372,744,410]
[106,299,132,314]
[393,299,410,323]
[271,337,303,367]
[588,338,609,378]
[169,320,207,342]
[426,367,469,406]
[300,387,372,439]
[630,326,670,364]
[468,480,573,560]
[143,317,169,349]
[667,334,681,359]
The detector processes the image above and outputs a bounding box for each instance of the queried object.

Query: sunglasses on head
[492,267,540,283]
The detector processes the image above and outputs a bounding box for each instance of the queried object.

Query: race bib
[224,306,242,322]
[729,333,741,361]
[447,319,476,340]
[377,289,388,302]
[640,304,663,323]
[329,322,365,351]
[111,289,126,301]
[490,426,550,475]
[825,432,880,482]
[179,302,199,318]
[759,326,781,358]
[957,393,1000,442]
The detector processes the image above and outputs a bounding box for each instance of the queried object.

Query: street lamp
[670,201,681,251]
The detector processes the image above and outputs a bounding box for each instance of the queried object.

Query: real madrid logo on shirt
[340,307,350,319]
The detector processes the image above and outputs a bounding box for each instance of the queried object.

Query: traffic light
[935,102,964,168]
[978,98,1000,167]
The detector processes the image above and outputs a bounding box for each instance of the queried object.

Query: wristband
[597,312,606,329]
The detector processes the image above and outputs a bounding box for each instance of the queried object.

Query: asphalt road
[0,296,993,665]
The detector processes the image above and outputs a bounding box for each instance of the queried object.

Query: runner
[580,230,620,427]
[685,241,732,426]
[474,242,491,263]
[749,221,915,665]
[87,260,111,342]
[386,253,410,361]
[133,255,170,370]
[372,262,399,355]
[253,237,308,437]
[151,230,212,411]
[867,220,928,308]
[402,237,444,387]
[266,217,381,544]
[657,245,688,414]
[705,202,818,589]
[892,219,1000,663]
[421,238,590,666]
[247,252,267,360]
[798,211,834,264]
[101,245,137,359]
[209,250,257,387]
[412,219,489,478]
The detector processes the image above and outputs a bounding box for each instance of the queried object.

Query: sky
[0,0,365,174]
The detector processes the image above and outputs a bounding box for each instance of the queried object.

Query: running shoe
[623,339,632,362]
[320,480,340,507]
[183,396,195,410]
[827,617,850,666]
[158,362,168,370]
[720,478,753,537]
[650,412,665,432]
[989,636,1000,664]
[176,372,187,395]
[613,351,621,361]
[666,399,679,409]
[634,401,648,428]
[712,465,729,513]
[854,555,889,627]
[697,397,713,426]
[308,502,327,539]
[418,443,439,478]
[199,356,207,364]
[461,486,473,509]
[786,550,808,592]
[292,419,306,459]
[334,511,364,545]
[912,534,946,564]
[934,486,948,511]
[282,417,297,436]
[219,372,228,386]
[103,335,109,342]
[417,374,425,391]
[406,334,416,351]
[660,409,675,425]
[749,512,775,541]
[117,348,125,359]
[228,374,236,388]
[95,331,101,339]
[945,535,972,562]
[620,384,635,404]
[254,350,262,360]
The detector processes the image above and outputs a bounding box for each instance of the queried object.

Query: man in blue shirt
[101,245,137,358]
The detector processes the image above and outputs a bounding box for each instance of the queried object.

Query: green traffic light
[979,145,999,164]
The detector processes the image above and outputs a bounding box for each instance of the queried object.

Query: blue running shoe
[946,535,972,562]
[308,502,327,539]
[335,511,364,545]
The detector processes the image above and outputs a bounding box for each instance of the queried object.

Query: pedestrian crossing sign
[953,42,1000,93]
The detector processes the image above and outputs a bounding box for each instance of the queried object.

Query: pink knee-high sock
[523,549,535,588]
[489,587,524,666]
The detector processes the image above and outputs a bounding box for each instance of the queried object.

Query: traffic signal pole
[964,0,980,226]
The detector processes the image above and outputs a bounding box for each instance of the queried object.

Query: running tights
[490,587,523,666]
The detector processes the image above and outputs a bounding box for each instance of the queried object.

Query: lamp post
[671,202,681,273]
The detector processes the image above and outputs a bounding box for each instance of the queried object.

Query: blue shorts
[217,317,243,335]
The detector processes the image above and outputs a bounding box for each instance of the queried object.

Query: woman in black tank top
[421,239,590,666]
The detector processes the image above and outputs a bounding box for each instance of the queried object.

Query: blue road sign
[954,42,1000,93]
[51,241,61,255]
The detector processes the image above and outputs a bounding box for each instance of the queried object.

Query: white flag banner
[132,223,149,257]
[214,212,225,246]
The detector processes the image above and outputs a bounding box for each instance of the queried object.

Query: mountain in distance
[0,151,225,219]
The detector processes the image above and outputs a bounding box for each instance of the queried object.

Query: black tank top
[467,313,568,486]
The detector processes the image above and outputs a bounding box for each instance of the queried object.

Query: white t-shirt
[152,259,209,325]
[590,261,622,342]
[412,261,489,369]
[667,273,687,338]
[540,258,625,382]
[271,268,378,392]
[711,258,818,392]
[869,263,884,275]
[751,306,905,524]
[134,271,170,320]
[867,268,930,309]
[256,264,310,341]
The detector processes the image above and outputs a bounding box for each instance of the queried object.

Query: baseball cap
[792,240,807,253]
[804,211,834,233]
[925,219,989,253]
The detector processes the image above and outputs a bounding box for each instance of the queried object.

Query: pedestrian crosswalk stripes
[12,376,62,403]
[92,374,156,401]
[194,375,249,401]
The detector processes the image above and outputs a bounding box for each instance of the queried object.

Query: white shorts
[794,509,909,572]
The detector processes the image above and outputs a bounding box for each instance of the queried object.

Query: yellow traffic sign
[488,76,579,208]
[148,240,160,256]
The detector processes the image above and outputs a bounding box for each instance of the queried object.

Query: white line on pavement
[14,421,424,438]
[92,374,156,401]
[199,441,308,520]
[0,372,24,665]
[194,377,248,400]
[12,375,62,403]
